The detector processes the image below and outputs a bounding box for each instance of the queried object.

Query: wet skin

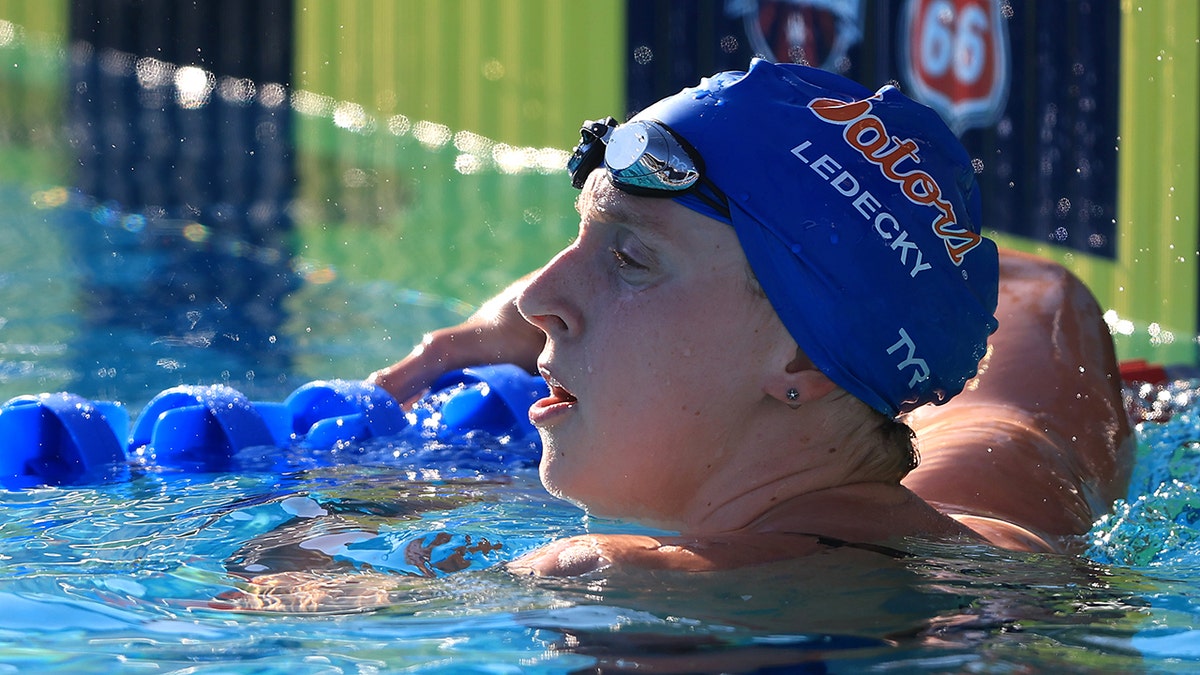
[371,174,1133,576]
[516,173,803,533]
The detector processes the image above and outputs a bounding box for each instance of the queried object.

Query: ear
[765,349,838,408]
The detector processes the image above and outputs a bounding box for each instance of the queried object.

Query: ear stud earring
[787,388,799,401]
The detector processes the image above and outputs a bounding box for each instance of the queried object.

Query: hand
[507,535,614,577]
[210,570,396,613]
[367,276,546,405]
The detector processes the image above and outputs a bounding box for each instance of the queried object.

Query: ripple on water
[1089,379,1200,570]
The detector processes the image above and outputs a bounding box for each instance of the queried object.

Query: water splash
[1088,379,1200,567]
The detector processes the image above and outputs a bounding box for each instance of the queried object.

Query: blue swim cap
[633,59,999,416]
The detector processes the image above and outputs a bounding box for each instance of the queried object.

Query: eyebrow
[578,185,670,235]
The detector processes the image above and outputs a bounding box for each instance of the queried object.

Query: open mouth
[542,370,577,404]
[529,366,578,426]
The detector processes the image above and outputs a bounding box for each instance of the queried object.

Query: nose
[516,244,583,338]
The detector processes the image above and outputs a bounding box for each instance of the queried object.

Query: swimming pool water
[4,180,1200,672]
[0,426,1197,673]
[1,27,1200,673]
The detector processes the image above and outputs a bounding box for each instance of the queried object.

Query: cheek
[630,285,773,376]
[584,288,773,424]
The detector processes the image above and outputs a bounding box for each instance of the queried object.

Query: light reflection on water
[0,223,1188,659]
[0,179,474,408]
[0,460,1176,672]
[0,12,1198,675]
[0,13,578,409]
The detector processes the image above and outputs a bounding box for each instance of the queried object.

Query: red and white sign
[901,0,1010,135]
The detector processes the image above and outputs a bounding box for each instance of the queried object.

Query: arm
[368,275,546,404]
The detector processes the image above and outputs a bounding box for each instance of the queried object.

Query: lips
[546,372,577,403]
[529,365,577,425]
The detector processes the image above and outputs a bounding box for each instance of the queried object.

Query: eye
[611,246,646,270]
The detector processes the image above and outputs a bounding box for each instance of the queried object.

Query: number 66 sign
[901,0,1011,135]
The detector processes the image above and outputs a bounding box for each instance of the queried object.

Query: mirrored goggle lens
[567,118,727,219]
[604,121,701,192]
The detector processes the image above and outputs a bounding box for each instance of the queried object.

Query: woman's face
[516,173,795,530]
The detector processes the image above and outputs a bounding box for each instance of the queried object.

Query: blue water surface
[1,220,1200,674]
[2,109,1200,675]
[3,414,1200,674]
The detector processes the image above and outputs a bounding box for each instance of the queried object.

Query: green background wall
[293,0,624,148]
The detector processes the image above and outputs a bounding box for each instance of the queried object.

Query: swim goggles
[567,117,730,219]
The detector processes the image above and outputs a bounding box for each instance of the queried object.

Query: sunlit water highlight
[2,406,1200,673]
[2,212,1200,671]
[0,19,1199,671]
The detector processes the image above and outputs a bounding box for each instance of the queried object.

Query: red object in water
[1119,359,1168,385]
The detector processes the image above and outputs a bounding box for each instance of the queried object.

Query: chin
[536,437,574,501]
[536,435,667,525]
[539,455,611,517]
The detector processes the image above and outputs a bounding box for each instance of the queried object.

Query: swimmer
[369,59,1133,577]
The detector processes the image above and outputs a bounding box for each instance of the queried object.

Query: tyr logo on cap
[807,94,983,266]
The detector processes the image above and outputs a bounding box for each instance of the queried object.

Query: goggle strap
[567,117,618,189]
[692,179,732,221]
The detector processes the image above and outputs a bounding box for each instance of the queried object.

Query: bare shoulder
[903,248,1133,550]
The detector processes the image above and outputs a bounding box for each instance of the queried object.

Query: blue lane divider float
[0,364,548,489]
[0,393,129,489]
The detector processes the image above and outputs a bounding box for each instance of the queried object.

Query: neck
[675,391,899,534]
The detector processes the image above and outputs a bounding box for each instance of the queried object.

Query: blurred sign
[900,0,1010,134]
[730,0,863,70]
